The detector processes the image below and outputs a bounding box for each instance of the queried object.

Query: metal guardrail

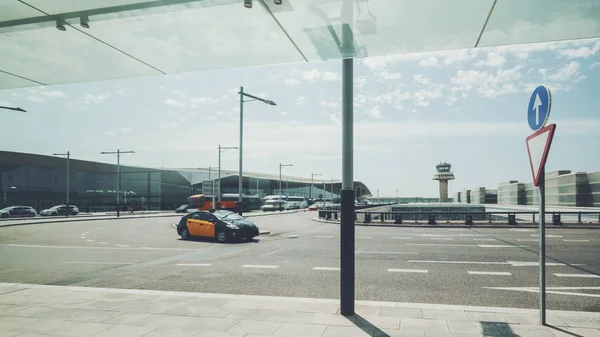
[317,210,600,225]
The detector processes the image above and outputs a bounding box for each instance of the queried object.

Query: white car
[261,200,287,212]
[40,205,79,216]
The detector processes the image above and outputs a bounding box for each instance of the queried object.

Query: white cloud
[280,112,288,116]
[361,55,409,70]
[322,71,340,81]
[418,56,439,67]
[26,95,45,102]
[514,52,529,61]
[355,77,367,88]
[373,93,393,104]
[284,78,299,86]
[84,93,111,104]
[41,90,67,98]
[301,69,322,82]
[547,61,581,82]
[165,98,185,108]
[379,69,402,80]
[557,41,600,59]
[171,90,187,98]
[446,96,458,106]
[105,131,115,136]
[120,127,132,133]
[442,49,478,65]
[412,88,443,106]
[189,96,220,104]
[591,62,600,69]
[476,52,506,68]
[450,66,523,99]
[365,105,383,119]
[321,101,340,108]
[296,97,305,106]
[413,74,431,85]
[207,116,217,120]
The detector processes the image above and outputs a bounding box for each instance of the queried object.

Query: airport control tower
[432,162,455,203]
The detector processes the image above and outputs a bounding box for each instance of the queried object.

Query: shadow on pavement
[485,322,520,336]
[546,324,584,337]
[346,314,390,337]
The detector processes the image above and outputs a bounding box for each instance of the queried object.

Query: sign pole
[539,166,546,325]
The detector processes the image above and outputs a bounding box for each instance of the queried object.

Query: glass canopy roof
[1,0,600,89]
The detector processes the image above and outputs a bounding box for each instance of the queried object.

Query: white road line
[357,251,419,255]
[97,242,108,245]
[468,271,512,276]
[80,236,85,239]
[315,236,334,238]
[430,238,453,241]
[511,228,535,232]
[517,239,539,242]
[0,244,202,251]
[259,249,284,257]
[473,239,496,241]
[508,261,585,267]
[531,234,563,238]
[391,237,412,240]
[313,267,339,271]
[388,269,428,273]
[458,234,485,237]
[407,243,476,246]
[478,245,525,248]
[86,239,94,242]
[417,234,450,237]
[282,235,298,238]
[64,262,133,265]
[356,236,372,239]
[176,263,212,267]
[563,239,589,242]
[554,274,600,278]
[409,260,509,265]
[241,264,279,269]
[116,244,130,248]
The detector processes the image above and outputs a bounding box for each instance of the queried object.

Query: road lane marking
[511,229,535,232]
[468,271,512,276]
[553,274,600,278]
[356,236,372,239]
[315,236,334,238]
[357,251,419,255]
[259,249,284,257]
[64,262,133,265]
[406,244,476,247]
[86,239,94,242]
[388,269,428,273]
[531,234,563,238]
[391,237,412,240]
[473,239,496,241]
[458,234,485,237]
[313,267,339,271]
[430,238,453,240]
[0,244,203,251]
[116,244,130,248]
[517,239,539,242]
[409,260,509,265]
[241,265,279,269]
[97,242,108,245]
[282,235,298,238]
[176,263,212,267]
[563,239,589,242]
[478,245,526,248]
[417,234,450,237]
[80,236,85,239]
[507,261,584,267]
[484,286,600,298]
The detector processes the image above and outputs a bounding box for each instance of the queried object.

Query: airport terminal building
[0,151,372,212]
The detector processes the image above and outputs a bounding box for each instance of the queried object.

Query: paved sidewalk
[1,283,599,337]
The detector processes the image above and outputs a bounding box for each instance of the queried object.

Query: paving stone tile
[42,321,114,337]
[140,327,201,337]
[223,299,269,310]
[0,332,21,337]
[380,307,424,319]
[508,313,567,327]
[447,321,502,336]
[265,311,317,324]
[227,319,282,334]
[353,314,401,329]
[106,312,197,328]
[224,308,275,320]
[88,324,156,337]
[192,330,245,337]
[555,315,600,329]
[373,330,425,337]
[272,322,328,337]
[400,318,449,333]
[423,309,470,321]
[310,313,354,326]
[494,323,557,337]
[321,325,374,337]
[182,316,239,331]
[296,302,339,314]
[547,327,600,337]
[466,312,518,324]
[185,306,232,318]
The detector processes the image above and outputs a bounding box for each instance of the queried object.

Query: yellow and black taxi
[176,210,260,243]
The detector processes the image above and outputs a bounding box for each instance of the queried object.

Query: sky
[1,38,600,198]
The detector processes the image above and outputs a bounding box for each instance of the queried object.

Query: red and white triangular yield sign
[526,124,556,187]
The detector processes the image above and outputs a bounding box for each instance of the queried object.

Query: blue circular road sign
[527,85,552,131]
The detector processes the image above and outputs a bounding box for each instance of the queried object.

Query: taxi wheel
[216,230,228,243]
[180,228,190,240]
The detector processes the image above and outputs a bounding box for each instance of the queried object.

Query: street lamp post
[218,145,238,207]
[2,172,16,206]
[238,86,277,215]
[310,173,322,200]
[101,149,134,217]
[53,151,70,217]
[0,105,26,112]
[279,163,293,198]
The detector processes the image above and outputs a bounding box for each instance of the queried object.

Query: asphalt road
[0,211,599,312]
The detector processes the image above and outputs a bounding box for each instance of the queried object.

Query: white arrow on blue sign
[527,85,552,131]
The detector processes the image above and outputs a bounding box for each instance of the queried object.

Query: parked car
[0,206,37,218]
[176,210,259,243]
[40,205,79,216]
[175,204,194,213]
[261,199,287,212]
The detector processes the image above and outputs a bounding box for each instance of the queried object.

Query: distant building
[470,187,498,204]
[432,162,455,203]
[497,170,600,207]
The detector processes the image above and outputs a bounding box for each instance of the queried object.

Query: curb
[310,217,600,229]
[0,214,181,228]
[2,282,599,318]
[170,222,270,235]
